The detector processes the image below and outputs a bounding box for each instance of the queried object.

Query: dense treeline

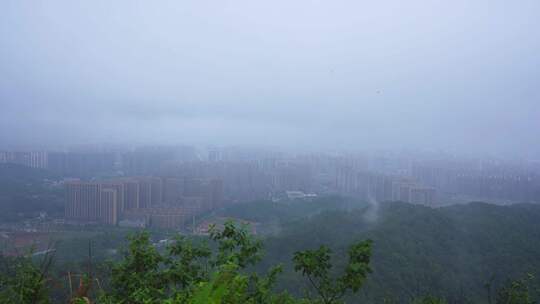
[1,222,375,304]
[0,219,538,303]
[1,165,539,303]
[221,199,540,303]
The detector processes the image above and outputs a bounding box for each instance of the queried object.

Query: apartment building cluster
[65,177,223,229]
[335,167,436,206]
[412,159,540,203]
[1,147,318,202]
[0,151,48,169]
[6,145,539,210]
[166,159,314,202]
[0,150,117,177]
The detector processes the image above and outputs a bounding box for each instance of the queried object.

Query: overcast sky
[1,0,539,156]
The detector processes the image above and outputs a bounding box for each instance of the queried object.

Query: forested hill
[2,192,539,303]
[240,201,540,303]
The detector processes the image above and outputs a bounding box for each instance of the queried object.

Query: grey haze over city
[1,0,539,157]
[3,3,540,302]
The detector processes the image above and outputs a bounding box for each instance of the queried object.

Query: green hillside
[247,201,540,303]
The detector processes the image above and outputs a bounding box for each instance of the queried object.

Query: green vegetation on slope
[1,222,374,304]
[252,201,540,303]
[217,196,356,224]
[2,194,540,303]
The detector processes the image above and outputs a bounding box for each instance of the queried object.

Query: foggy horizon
[1,1,539,157]
[2,3,540,301]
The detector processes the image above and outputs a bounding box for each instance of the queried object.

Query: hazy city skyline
[1,1,539,157]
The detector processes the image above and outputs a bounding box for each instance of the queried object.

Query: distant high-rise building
[66,181,120,225]
[122,146,196,175]
[208,150,221,162]
[184,178,224,210]
[26,151,48,168]
[272,162,312,192]
[164,178,184,205]
[123,180,140,210]
[65,182,101,221]
[65,174,223,227]
[150,177,163,205]
[410,187,436,206]
[48,152,115,177]
[137,178,152,208]
[210,179,224,209]
[100,189,118,225]
[0,151,9,163]
[336,168,395,202]
[0,151,48,169]
[391,180,436,206]
[103,182,125,213]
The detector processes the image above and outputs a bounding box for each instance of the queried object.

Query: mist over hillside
[2,1,540,303]
[221,200,540,303]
